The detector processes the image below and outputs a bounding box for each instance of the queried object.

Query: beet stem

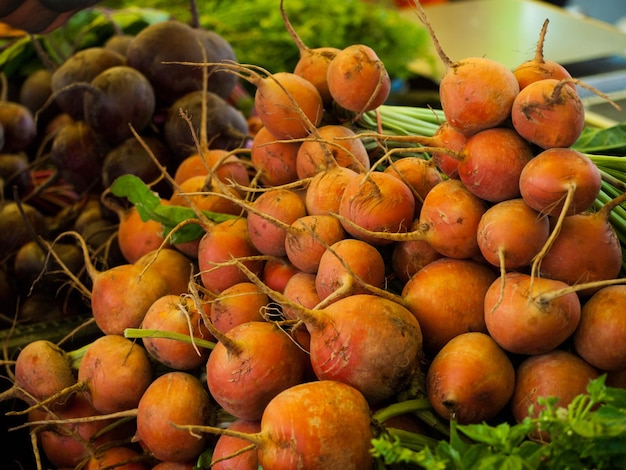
[124,328,216,350]
[411,0,453,68]
[280,0,309,55]
[329,211,428,243]
[188,0,200,28]
[211,443,257,466]
[533,19,549,64]
[29,33,59,71]
[170,422,264,445]
[194,189,292,231]
[536,277,626,304]
[126,124,216,232]
[297,221,406,306]
[34,82,100,125]
[229,257,326,330]
[19,408,139,430]
[373,397,432,423]
[42,231,94,299]
[599,189,626,217]
[7,381,86,416]
[529,183,575,283]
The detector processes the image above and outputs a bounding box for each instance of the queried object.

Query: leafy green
[0,36,37,78]
[101,0,436,80]
[200,0,435,80]
[371,376,626,470]
[573,123,626,155]
[109,174,237,244]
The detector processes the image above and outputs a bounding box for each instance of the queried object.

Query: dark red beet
[102,135,173,198]
[83,65,156,144]
[103,34,135,57]
[0,101,37,153]
[126,20,238,105]
[19,69,56,117]
[164,90,249,162]
[0,152,30,198]
[0,201,48,261]
[50,47,126,120]
[50,120,110,193]
[14,239,84,296]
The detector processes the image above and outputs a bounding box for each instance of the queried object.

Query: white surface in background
[404,0,626,70]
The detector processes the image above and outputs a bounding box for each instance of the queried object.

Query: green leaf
[441,422,468,469]
[586,373,608,400]
[371,435,448,468]
[580,406,626,438]
[516,441,545,468]
[456,423,502,448]
[460,443,496,469]
[573,123,626,155]
[570,419,606,439]
[45,9,106,60]
[198,0,436,80]
[109,174,236,244]
[370,376,626,470]
[457,420,532,453]
[110,174,161,219]
[471,454,527,470]
[580,434,626,460]
[601,382,626,409]
[448,420,470,457]
[546,448,593,470]
[108,6,171,32]
[0,36,37,78]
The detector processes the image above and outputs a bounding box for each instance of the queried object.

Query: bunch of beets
[1,1,626,469]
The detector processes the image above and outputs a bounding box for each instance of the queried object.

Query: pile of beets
[1,2,626,469]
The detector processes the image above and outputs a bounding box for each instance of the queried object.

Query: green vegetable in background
[196,0,436,80]
[573,123,626,156]
[83,0,436,79]
[372,375,626,470]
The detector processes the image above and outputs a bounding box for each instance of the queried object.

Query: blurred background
[564,0,626,29]
[3,0,626,34]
